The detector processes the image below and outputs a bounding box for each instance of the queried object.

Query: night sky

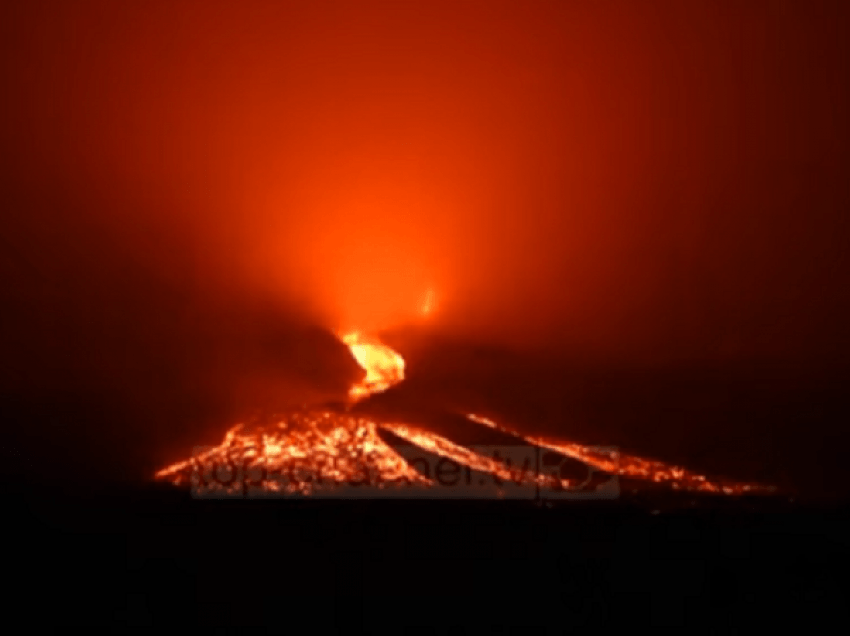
[4,1,849,360]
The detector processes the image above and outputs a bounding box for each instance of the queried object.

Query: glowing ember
[339,330,405,402]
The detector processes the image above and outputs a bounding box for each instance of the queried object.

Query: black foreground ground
[8,482,849,629]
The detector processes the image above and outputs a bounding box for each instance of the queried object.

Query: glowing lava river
[155,330,777,501]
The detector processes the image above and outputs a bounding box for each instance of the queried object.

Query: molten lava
[339,331,405,402]
[155,410,430,496]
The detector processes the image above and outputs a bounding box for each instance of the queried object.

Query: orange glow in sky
[4,1,849,365]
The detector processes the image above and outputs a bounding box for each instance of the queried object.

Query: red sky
[3,0,849,366]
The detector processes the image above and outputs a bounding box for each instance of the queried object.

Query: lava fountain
[339,330,405,402]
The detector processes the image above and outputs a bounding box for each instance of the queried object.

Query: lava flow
[155,327,776,499]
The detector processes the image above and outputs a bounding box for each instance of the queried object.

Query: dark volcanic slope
[377,327,850,502]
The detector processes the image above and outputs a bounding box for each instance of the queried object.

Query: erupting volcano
[155,319,776,501]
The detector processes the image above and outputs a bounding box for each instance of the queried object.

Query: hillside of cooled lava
[156,329,776,501]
